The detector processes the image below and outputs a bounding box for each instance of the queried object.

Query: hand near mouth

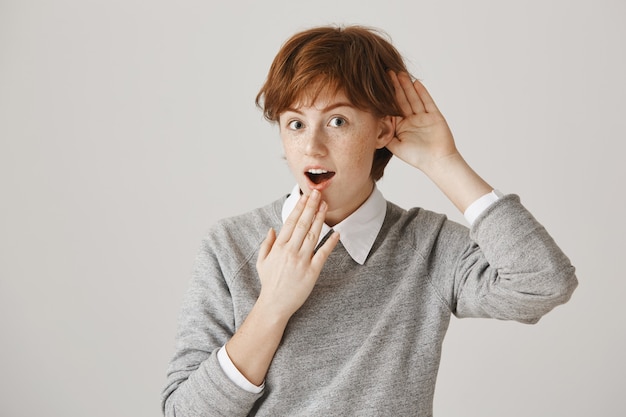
[225,190,340,386]
[256,189,340,318]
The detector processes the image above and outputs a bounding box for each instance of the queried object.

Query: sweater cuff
[464,189,503,225]
[217,346,265,394]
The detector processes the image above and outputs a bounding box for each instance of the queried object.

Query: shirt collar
[281,184,387,265]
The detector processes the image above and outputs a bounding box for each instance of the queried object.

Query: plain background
[1,0,624,416]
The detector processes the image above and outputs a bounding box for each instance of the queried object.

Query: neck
[324,183,375,227]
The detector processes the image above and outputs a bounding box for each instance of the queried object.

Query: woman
[162,25,577,416]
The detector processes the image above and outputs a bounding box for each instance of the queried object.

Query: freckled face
[279,89,393,226]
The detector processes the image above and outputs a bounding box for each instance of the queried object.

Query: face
[279,89,394,226]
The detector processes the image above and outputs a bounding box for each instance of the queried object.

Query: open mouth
[305,168,336,185]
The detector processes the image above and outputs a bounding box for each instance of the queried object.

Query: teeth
[307,169,328,174]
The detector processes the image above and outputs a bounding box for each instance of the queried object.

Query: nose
[303,128,327,157]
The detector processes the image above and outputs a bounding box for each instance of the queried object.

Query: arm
[162,191,339,416]
[226,191,339,385]
[226,189,339,385]
[433,195,578,323]
[161,234,263,416]
[386,71,577,320]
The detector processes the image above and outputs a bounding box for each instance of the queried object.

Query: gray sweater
[162,194,577,416]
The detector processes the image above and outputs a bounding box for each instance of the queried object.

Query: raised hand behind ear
[386,71,458,173]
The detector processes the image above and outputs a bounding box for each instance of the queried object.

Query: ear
[375,115,396,149]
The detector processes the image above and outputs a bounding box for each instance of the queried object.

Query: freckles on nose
[304,135,326,155]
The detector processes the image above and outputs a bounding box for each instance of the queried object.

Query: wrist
[424,153,493,213]
[254,294,294,328]
[226,298,290,386]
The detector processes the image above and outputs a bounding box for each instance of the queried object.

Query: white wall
[1,0,623,416]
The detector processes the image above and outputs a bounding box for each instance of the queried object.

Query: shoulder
[212,196,284,238]
[209,196,284,244]
[384,200,468,238]
[380,200,470,259]
[198,196,285,267]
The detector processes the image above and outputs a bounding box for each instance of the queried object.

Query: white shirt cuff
[217,346,264,394]
[463,189,503,225]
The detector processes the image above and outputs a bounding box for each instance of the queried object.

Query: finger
[412,79,441,114]
[276,192,308,244]
[299,200,328,254]
[288,190,323,249]
[389,70,413,116]
[397,72,426,114]
[257,228,276,265]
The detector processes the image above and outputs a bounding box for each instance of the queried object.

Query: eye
[328,117,346,127]
[288,120,304,130]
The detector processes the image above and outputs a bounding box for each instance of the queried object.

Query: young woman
[162,25,577,416]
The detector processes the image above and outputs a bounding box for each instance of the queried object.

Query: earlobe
[376,116,396,149]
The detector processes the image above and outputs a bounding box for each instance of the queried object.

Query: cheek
[342,131,378,168]
[280,134,295,157]
[281,141,301,175]
[282,147,296,167]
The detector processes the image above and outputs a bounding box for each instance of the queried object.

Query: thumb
[257,228,276,263]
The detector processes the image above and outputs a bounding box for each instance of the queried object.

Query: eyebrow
[283,102,355,115]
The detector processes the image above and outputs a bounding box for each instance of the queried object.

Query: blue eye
[329,117,346,127]
[288,120,304,130]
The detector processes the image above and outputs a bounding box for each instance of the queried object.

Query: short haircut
[256,25,410,181]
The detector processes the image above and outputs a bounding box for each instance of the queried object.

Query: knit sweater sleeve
[431,194,577,324]
[161,225,264,416]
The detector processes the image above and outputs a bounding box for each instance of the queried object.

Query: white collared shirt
[281,184,387,265]
[218,186,501,393]
[282,184,501,264]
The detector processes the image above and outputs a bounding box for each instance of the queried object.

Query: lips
[305,168,336,185]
